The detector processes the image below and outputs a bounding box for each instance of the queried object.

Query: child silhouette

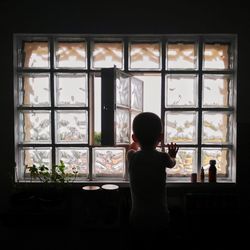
[127,112,178,248]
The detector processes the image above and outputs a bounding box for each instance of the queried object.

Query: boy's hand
[167,142,179,158]
[129,141,139,151]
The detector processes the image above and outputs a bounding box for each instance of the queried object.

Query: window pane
[21,148,51,177]
[56,41,86,68]
[165,112,197,144]
[56,111,88,143]
[133,74,161,117]
[23,42,49,68]
[167,148,197,176]
[202,148,230,176]
[167,43,197,69]
[131,77,143,111]
[116,72,130,108]
[94,77,101,145]
[92,42,123,68]
[20,111,51,143]
[130,42,160,69]
[93,147,125,178]
[55,74,87,107]
[115,109,130,144]
[166,75,198,107]
[203,75,231,107]
[57,148,89,176]
[202,112,231,144]
[203,43,230,69]
[19,74,50,106]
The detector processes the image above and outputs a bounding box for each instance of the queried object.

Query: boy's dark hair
[132,112,162,148]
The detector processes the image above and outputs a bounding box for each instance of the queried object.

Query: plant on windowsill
[24,160,78,203]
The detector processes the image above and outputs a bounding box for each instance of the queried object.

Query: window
[14,34,237,183]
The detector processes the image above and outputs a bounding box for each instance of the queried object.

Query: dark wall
[0,0,250,207]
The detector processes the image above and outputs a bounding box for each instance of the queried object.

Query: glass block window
[14,34,237,183]
[92,42,123,69]
[129,42,161,69]
[92,147,125,179]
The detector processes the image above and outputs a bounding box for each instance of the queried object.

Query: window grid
[14,34,237,183]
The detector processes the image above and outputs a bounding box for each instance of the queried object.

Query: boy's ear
[132,134,138,143]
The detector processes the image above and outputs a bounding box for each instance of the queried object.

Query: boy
[127,112,178,241]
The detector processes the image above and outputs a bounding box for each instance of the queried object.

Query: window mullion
[197,37,203,172]
[49,36,56,166]
[161,40,166,148]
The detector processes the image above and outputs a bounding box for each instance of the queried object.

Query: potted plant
[25,160,78,204]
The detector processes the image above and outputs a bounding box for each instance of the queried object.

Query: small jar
[191,173,197,183]
[208,160,217,183]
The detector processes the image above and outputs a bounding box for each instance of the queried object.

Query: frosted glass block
[166,148,197,176]
[203,75,231,107]
[21,148,51,176]
[202,148,230,176]
[202,112,231,144]
[116,73,130,107]
[93,147,125,178]
[115,109,130,144]
[92,42,123,68]
[55,74,87,107]
[203,43,230,69]
[165,112,197,144]
[56,42,86,68]
[57,148,89,176]
[19,74,50,106]
[23,42,49,68]
[56,111,88,143]
[131,111,140,143]
[131,77,143,110]
[20,111,51,143]
[130,43,160,69]
[167,43,197,69]
[166,75,197,107]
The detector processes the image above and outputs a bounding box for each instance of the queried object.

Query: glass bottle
[208,160,217,183]
[200,166,205,183]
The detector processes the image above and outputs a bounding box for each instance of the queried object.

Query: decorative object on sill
[200,167,205,183]
[208,160,217,183]
[191,173,197,183]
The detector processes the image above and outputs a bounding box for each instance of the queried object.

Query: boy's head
[132,112,163,149]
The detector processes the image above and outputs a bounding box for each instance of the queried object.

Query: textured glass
[56,111,88,143]
[203,43,230,69]
[19,74,50,106]
[202,148,229,176]
[55,74,87,107]
[131,111,140,143]
[93,147,125,177]
[203,75,231,107]
[20,111,51,143]
[116,109,130,144]
[116,73,130,107]
[131,77,143,110]
[167,43,197,69]
[92,42,123,68]
[166,75,197,107]
[21,148,51,176]
[202,112,231,144]
[23,42,49,68]
[57,148,88,175]
[56,42,86,68]
[165,112,197,144]
[167,148,196,176]
[130,43,160,69]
